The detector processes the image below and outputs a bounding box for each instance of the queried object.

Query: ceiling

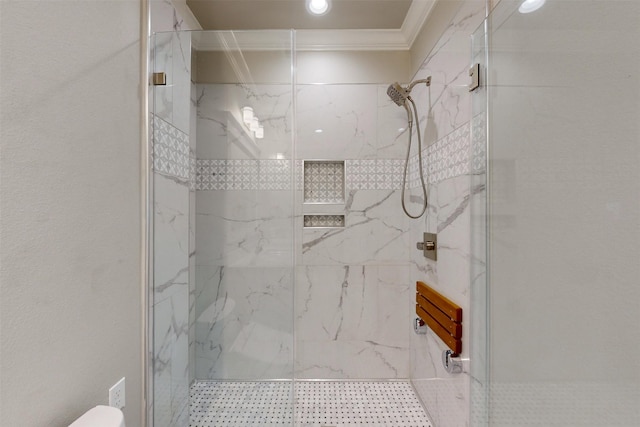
[186,0,437,50]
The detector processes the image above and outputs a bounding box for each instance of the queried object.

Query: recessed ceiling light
[314,129,323,133]
[519,0,546,14]
[306,0,330,16]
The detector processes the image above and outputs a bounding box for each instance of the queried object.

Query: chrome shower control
[416,241,435,251]
[416,232,437,260]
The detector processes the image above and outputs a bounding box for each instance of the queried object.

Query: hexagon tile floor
[189,380,433,427]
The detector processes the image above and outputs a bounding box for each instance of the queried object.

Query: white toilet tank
[69,405,125,427]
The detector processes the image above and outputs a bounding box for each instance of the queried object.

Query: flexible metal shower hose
[400,96,428,219]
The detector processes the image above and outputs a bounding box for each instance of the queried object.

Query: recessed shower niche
[303,160,345,204]
[303,214,345,228]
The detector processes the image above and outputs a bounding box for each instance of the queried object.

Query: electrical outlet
[109,377,126,409]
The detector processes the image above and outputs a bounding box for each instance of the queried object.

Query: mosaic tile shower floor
[189,380,433,427]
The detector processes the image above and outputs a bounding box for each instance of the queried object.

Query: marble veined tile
[295,265,377,342]
[195,190,294,267]
[195,84,226,159]
[151,29,191,134]
[228,84,293,159]
[413,377,469,427]
[412,0,487,141]
[194,267,293,380]
[153,285,190,427]
[196,84,293,160]
[152,32,173,125]
[154,173,189,303]
[302,189,411,265]
[377,84,415,159]
[295,265,412,379]
[296,340,409,379]
[171,30,191,134]
[296,84,377,160]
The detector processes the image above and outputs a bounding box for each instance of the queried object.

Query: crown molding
[296,29,410,51]
[402,0,437,47]
[192,0,437,52]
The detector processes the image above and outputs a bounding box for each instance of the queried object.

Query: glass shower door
[473,1,640,425]
[150,28,196,427]
[151,30,295,426]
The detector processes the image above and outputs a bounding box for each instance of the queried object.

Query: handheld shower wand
[386,77,431,219]
[386,78,431,107]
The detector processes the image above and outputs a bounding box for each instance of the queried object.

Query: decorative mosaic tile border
[196,159,291,191]
[471,112,487,173]
[346,159,405,190]
[152,115,190,180]
[189,153,197,191]
[408,122,471,188]
[197,122,472,191]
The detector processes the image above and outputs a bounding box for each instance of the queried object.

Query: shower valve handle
[416,232,437,261]
[416,241,435,251]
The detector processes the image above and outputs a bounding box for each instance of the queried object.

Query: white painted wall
[0,1,143,426]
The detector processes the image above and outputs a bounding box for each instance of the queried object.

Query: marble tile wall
[188,81,197,386]
[407,1,488,427]
[194,189,295,379]
[295,83,412,380]
[194,83,295,380]
[151,2,193,135]
[295,265,413,378]
[193,81,415,380]
[152,132,191,427]
[150,2,197,425]
[193,266,294,379]
[192,76,483,384]
[195,84,293,160]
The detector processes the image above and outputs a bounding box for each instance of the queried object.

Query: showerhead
[386,77,432,106]
[387,82,409,106]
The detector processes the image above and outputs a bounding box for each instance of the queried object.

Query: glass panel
[151,30,295,426]
[151,29,194,427]
[482,1,640,425]
[470,16,489,427]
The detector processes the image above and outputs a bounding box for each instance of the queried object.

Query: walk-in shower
[148,1,640,426]
[150,29,436,427]
[386,77,431,219]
